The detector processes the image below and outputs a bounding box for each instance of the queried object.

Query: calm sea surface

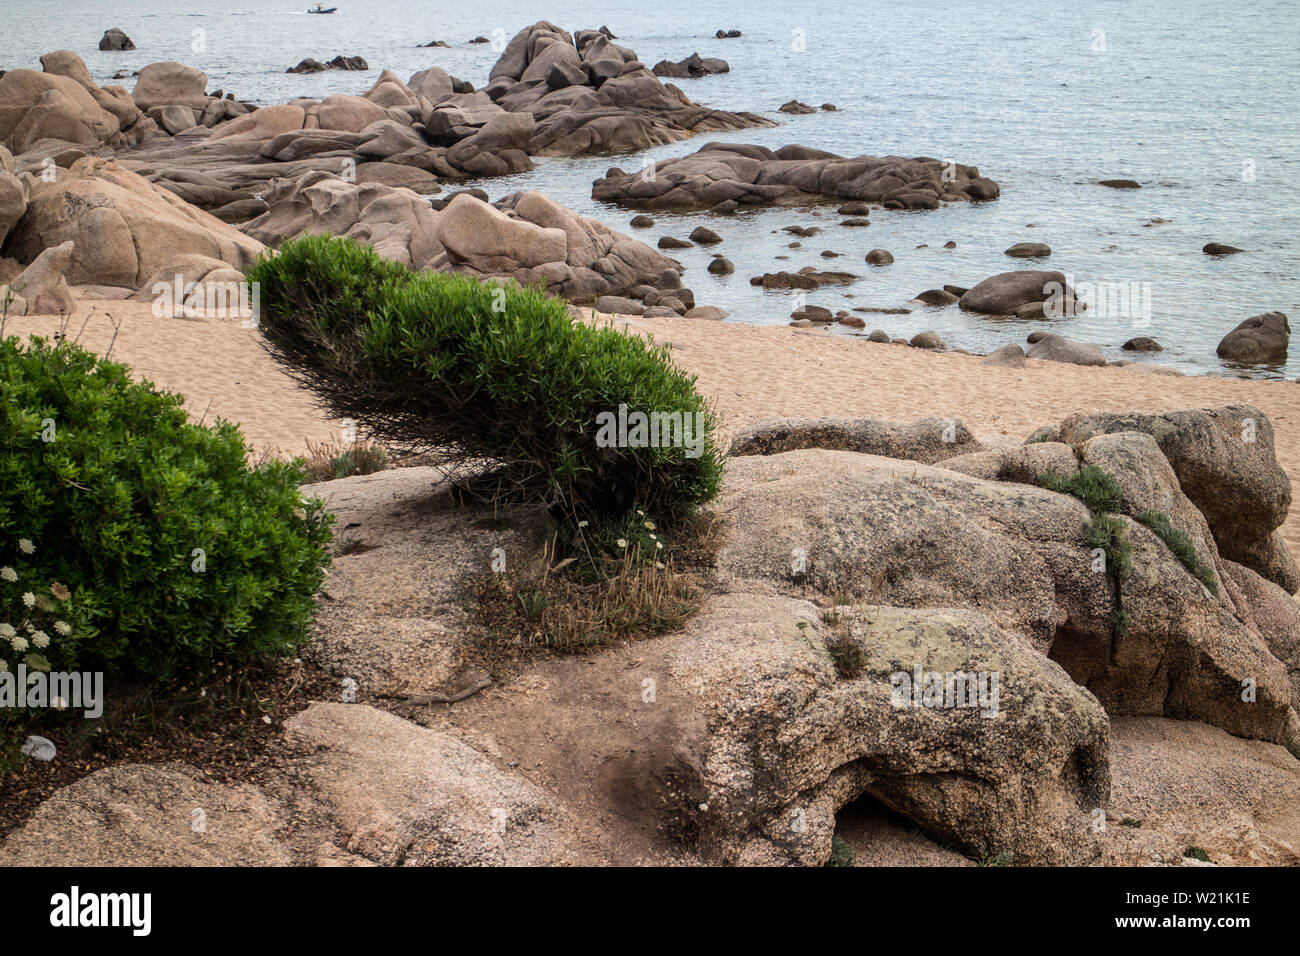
[3,0,1298,377]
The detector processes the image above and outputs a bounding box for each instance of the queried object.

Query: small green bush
[1083,513,1133,578]
[1040,465,1123,514]
[0,336,333,681]
[1137,509,1219,596]
[247,235,723,524]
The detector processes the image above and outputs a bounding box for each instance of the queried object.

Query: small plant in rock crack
[1040,467,1132,638]
[824,631,867,680]
[826,834,856,867]
[1084,513,1134,577]
[1120,817,1143,828]
[1184,845,1212,863]
[818,602,870,679]
[979,849,1016,867]
[1136,510,1219,596]
[469,508,717,668]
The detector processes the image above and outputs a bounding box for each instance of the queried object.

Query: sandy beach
[8,301,1299,563]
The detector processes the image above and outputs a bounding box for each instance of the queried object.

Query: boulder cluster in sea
[592,141,1000,212]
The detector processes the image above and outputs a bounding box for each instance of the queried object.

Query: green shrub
[0,336,333,681]
[1136,509,1219,596]
[247,235,723,524]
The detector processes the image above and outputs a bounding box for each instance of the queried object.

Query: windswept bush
[247,235,723,522]
[0,336,332,681]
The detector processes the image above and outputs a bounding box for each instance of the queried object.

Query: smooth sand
[8,301,1299,561]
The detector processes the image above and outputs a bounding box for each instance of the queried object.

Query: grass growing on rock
[1041,462,1223,637]
[979,849,1016,867]
[1041,466,1132,637]
[819,607,869,679]
[1137,509,1219,596]
[1041,465,1123,514]
[467,508,720,669]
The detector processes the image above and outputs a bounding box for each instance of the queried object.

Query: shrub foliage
[0,336,333,680]
[247,235,723,522]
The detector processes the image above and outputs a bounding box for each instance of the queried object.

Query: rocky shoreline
[0,22,1288,374]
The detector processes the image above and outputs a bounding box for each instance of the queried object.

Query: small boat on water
[307,4,337,12]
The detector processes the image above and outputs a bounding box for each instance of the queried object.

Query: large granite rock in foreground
[659,593,1111,865]
[0,705,581,867]
[0,765,291,866]
[483,22,773,156]
[592,141,1000,210]
[4,412,1299,867]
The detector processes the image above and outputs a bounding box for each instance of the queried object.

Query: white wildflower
[21,592,36,608]
[616,539,628,549]
[18,539,34,555]
[0,623,14,640]
[51,696,67,710]
[31,631,49,649]
[54,621,71,636]
[0,566,16,583]
[10,636,28,652]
